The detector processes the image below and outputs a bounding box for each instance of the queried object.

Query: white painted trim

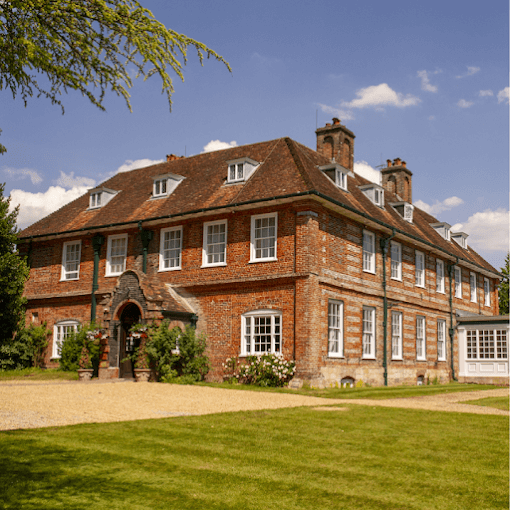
[60,240,81,281]
[250,212,278,263]
[159,226,183,271]
[106,234,128,276]
[202,219,228,267]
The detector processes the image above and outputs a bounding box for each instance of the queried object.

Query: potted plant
[127,324,152,382]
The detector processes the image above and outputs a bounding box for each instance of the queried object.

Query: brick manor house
[18,119,506,386]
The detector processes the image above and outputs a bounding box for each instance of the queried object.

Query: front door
[119,303,141,378]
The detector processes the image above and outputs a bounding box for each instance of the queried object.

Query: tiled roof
[19,137,498,275]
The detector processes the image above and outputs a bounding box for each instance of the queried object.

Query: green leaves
[499,253,509,315]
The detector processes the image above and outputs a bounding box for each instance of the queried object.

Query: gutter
[447,259,458,381]
[90,234,104,322]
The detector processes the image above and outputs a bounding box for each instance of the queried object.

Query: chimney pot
[402,161,406,168]
[394,158,401,166]
[325,123,331,127]
[166,154,180,162]
[386,159,392,167]
[332,117,340,125]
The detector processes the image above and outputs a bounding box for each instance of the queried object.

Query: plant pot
[78,369,93,381]
[134,368,151,382]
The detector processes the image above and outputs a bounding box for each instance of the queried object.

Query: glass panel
[163,229,181,268]
[467,330,477,359]
[497,330,508,359]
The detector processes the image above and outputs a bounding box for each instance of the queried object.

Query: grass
[0,367,78,381]
[0,405,507,510]
[199,380,504,400]
[464,396,509,411]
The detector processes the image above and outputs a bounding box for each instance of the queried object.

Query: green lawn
[464,396,509,411]
[0,368,78,381]
[1,406,508,509]
[200,380,503,400]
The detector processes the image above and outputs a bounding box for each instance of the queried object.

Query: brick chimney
[316,118,355,171]
[381,158,413,203]
[166,154,182,162]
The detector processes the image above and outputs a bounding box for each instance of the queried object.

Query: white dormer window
[152,173,184,199]
[226,158,259,184]
[430,222,451,241]
[359,184,385,207]
[88,187,118,209]
[336,169,347,190]
[319,163,351,192]
[154,178,167,197]
[451,232,468,249]
[404,204,414,222]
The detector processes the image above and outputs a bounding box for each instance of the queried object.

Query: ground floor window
[328,300,343,357]
[416,316,426,360]
[437,320,446,361]
[242,310,281,355]
[391,312,403,360]
[52,321,79,358]
[362,307,376,359]
[467,329,508,359]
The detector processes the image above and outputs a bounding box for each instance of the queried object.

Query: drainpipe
[380,228,396,386]
[447,259,458,381]
[138,221,153,274]
[91,234,104,322]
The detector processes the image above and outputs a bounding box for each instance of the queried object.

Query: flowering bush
[125,323,150,369]
[79,325,105,369]
[223,353,296,387]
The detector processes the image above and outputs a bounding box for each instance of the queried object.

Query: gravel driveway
[0,380,507,431]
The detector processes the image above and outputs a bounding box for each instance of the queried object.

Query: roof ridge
[283,137,315,191]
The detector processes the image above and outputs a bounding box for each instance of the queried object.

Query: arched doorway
[119,303,141,379]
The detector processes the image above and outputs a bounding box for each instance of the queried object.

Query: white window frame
[436,259,445,293]
[52,320,79,358]
[467,329,507,360]
[403,203,414,222]
[470,272,477,303]
[228,162,245,183]
[328,300,344,358]
[416,316,426,361]
[373,188,384,207]
[335,169,347,191]
[250,213,277,263]
[415,250,425,287]
[202,220,227,267]
[391,311,403,360]
[362,306,376,359]
[153,178,168,197]
[437,320,446,361]
[241,309,282,356]
[106,234,128,276]
[454,266,462,299]
[390,241,402,281]
[89,191,102,209]
[362,230,376,274]
[159,226,183,271]
[484,278,490,307]
[61,240,82,281]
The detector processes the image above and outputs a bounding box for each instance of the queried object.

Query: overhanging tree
[0,184,30,348]
[499,253,509,315]
[0,0,231,152]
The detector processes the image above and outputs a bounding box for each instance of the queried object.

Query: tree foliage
[0,0,230,151]
[0,183,30,347]
[0,323,50,370]
[499,252,509,315]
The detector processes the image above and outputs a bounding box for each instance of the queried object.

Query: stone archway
[119,303,141,379]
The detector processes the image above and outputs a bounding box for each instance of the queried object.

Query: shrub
[0,323,50,370]
[223,353,296,387]
[144,321,209,383]
[59,323,102,374]
[59,330,82,371]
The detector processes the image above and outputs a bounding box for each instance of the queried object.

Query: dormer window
[391,201,414,223]
[226,157,259,184]
[88,187,118,210]
[359,183,385,207]
[451,232,468,249]
[151,173,184,199]
[319,163,350,191]
[430,222,451,241]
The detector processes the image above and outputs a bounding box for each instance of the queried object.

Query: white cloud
[315,103,355,121]
[497,87,509,104]
[415,196,464,216]
[458,208,509,252]
[353,160,381,184]
[479,90,494,97]
[457,99,473,108]
[3,167,43,185]
[116,158,164,174]
[54,171,96,189]
[341,83,421,109]
[9,186,90,230]
[456,66,480,78]
[201,140,238,153]
[417,70,438,92]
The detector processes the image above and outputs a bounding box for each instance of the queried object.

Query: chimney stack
[381,158,413,203]
[315,118,355,171]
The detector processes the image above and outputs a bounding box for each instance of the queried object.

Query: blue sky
[3,0,508,270]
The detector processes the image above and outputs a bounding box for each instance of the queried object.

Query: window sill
[362,269,376,275]
[158,266,182,272]
[201,262,227,269]
[249,257,278,264]
[362,356,376,361]
[150,195,168,200]
[416,358,427,362]
[60,277,79,282]
[327,354,345,359]
[415,284,425,289]
[392,357,403,361]
[436,290,445,294]
[390,277,402,282]
[437,359,447,362]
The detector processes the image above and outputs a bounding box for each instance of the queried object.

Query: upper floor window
[89,187,118,209]
[90,192,102,209]
[437,320,446,361]
[451,232,468,249]
[416,316,426,361]
[319,163,349,191]
[362,231,376,274]
[154,178,167,197]
[250,213,277,262]
[454,266,462,298]
[390,241,402,280]
[336,169,347,190]
[470,272,477,302]
[484,278,490,306]
[242,309,281,356]
[415,250,425,287]
[391,312,403,360]
[106,234,127,276]
[328,300,344,358]
[362,307,376,359]
[436,259,445,293]
[226,157,259,184]
[152,173,184,198]
[430,222,451,241]
[52,320,79,358]
[403,203,414,222]
[159,226,182,271]
[203,220,227,267]
[359,184,384,207]
[61,241,81,281]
